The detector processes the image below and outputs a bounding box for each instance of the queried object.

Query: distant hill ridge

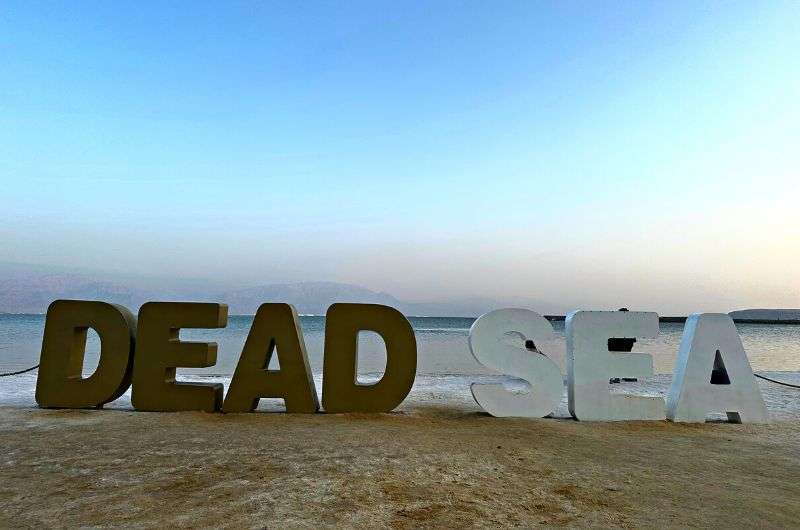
[0,262,563,317]
[728,309,800,322]
[220,282,402,315]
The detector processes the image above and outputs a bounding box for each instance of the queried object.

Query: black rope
[0,365,797,390]
[754,373,800,389]
[0,364,39,377]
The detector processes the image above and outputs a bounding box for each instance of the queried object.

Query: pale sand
[1,400,799,528]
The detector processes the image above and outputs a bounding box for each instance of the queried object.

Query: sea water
[1,314,799,377]
[1,314,798,418]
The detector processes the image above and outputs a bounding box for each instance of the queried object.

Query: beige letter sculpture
[223,303,319,413]
[132,302,227,412]
[567,310,665,421]
[322,303,416,413]
[667,313,768,423]
[36,300,136,408]
[468,308,563,417]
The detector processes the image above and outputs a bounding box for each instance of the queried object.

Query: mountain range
[0,262,564,317]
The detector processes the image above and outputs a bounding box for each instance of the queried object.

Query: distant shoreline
[2,312,800,324]
[544,315,800,325]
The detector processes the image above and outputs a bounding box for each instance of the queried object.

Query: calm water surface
[1,314,799,377]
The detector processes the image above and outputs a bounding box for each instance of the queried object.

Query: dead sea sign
[34,300,769,423]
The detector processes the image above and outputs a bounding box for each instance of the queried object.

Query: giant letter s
[468,309,563,417]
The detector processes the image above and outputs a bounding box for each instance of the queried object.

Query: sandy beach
[1,374,799,528]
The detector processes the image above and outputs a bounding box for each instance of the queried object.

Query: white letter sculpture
[567,310,665,421]
[667,313,768,423]
[468,309,563,417]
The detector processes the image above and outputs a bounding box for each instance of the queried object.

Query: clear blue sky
[1,1,798,313]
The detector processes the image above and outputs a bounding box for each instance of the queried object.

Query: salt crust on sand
[1,373,799,527]
[1,371,798,419]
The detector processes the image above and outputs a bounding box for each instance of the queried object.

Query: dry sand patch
[0,405,798,528]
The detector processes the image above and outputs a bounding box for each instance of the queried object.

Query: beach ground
[0,402,798,529]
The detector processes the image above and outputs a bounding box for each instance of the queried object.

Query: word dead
[35,300,769,423]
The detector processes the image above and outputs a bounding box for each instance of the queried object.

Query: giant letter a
[667,313,768,423]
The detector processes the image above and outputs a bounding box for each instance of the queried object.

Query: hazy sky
[1,1,798,313]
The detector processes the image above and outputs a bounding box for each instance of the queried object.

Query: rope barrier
[0,364,39,377]
[753,373,800,389]
[0,365,798,390]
